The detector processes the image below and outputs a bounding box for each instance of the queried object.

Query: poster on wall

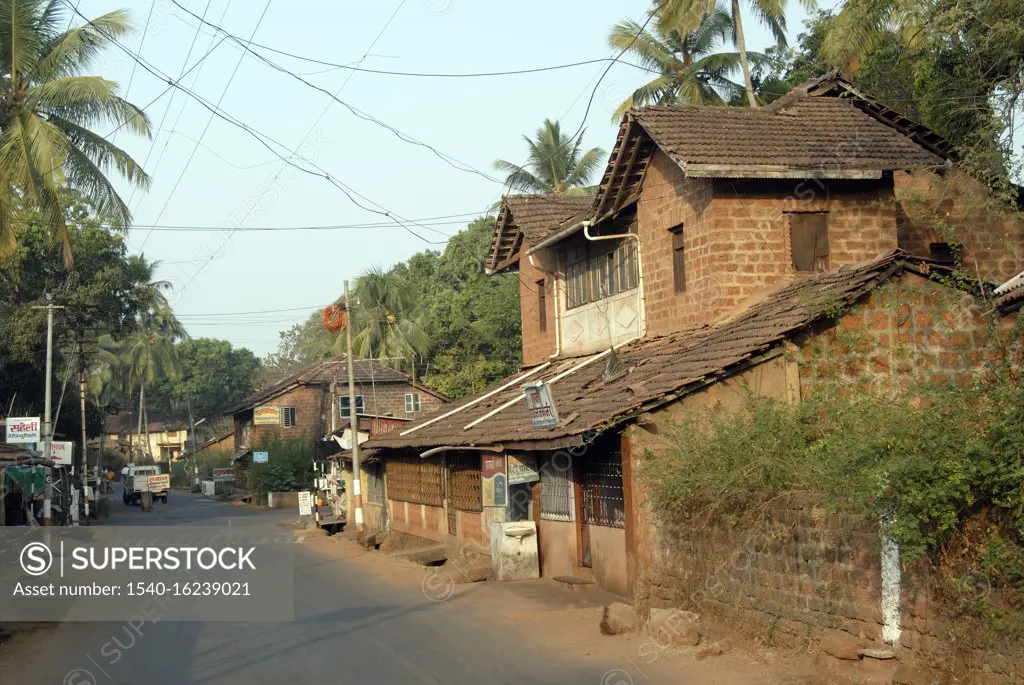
[481,454,507,507]
[254,406,281,425]
[523,382,559,429]
[506,453,539,485]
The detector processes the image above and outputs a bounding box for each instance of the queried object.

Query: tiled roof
[634,97,944,172]
[367,251,936,452]
[487,194,594,271]
[996,270,1024,310]
[225,357,436,415]
[104,413,189,435]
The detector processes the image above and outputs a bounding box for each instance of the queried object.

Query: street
[0,489,664,685]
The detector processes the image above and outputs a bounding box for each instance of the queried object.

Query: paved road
[0,489,623,685]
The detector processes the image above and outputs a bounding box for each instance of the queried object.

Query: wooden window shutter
[790,213,829,271]
[670,225,685,293]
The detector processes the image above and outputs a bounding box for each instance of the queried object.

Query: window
[282,407,297,427]
[669,224,685,293]
[387,454,443,505]
[404,392,421,413]
[564,239,638,310]
[537,279,547,332]
[338,395,364,417]
[580,449,625,528]
[445,451,482,513]
[930,242,957,266]
[789,213,830,272]
[540,453,574,521]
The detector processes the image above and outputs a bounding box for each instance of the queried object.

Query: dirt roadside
[301,532,851,685]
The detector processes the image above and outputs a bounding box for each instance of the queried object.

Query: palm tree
[0,2,152,265]
[120,305,184,461]
[659,0,813,107]
[494,119,605,194]
[344,266,430,374]
[609,8,752,117]
[820,0,925,72]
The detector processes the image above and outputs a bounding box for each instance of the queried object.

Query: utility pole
[78,339,90,522]
[344,281,364,540]
[32,297,64,526]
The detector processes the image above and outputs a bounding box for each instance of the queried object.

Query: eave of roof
[368,251,998,454]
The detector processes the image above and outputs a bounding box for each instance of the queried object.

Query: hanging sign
[523,382,559,429]
[5,416,41,444]
[48,441,74,466]
[507,453,540,485]
[481,454,507,508]
[254,406,281,425]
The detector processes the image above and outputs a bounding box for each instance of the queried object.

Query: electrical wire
[136,0,275,254]
[122,0,156,102]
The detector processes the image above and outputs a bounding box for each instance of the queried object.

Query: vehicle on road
[123,465,168,505]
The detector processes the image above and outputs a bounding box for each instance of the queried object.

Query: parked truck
[123,465,168,505]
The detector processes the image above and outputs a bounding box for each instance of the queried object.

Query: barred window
[540,453,574,521]
[565,239,638,310]
[282,407,297,427]
[446,451,482,512]
[580,449,625,528]
[385,454,442,506]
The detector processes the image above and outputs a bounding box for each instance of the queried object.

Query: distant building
[102,413,190,463]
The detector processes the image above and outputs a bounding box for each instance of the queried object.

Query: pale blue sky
[86,0,829,355]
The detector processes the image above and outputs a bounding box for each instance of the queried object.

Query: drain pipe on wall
[582,222,647,338]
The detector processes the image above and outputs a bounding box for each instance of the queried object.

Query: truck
[123,465,168,505]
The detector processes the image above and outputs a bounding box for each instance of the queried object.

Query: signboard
[523,381,559,429]
[297,491,313,517]
[253,451,269,464]
[5,416,41,444]
[147,474,170,492]
[253,406,281,425]
[481,454,507,508]
[507,453,540,485]
[212,467,236,481]
[48,441,74,467]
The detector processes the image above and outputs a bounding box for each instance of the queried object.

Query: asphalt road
[0,488,622,685]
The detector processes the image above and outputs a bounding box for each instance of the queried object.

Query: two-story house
[227,356,448,454]
[365,76,1022,602]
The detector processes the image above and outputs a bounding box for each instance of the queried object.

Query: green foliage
[493,119,604,194]
[147,338,259,420]
[246,435,314,501]
[263,217,522,398]
[645,327,1024,565]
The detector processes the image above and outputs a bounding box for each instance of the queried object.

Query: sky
[83,0,829,356]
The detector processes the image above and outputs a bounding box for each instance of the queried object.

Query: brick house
[364,75,1021,633]
[227,356,448,455]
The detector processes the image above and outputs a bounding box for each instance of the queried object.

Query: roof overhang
[486,201,524,273]
[682,164,886,179]
[524,219,588,255]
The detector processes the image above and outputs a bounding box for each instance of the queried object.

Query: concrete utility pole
[344,281,364,539]
[32,297,64,525]
[78,339,90,522]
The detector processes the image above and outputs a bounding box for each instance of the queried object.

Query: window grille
[565,239,638,310]
[282,407,297,427]
[386,454,442,506]
[580,449,625,528]
[540,453,574,521]
[339,395,365,417]
[445,451,482,512]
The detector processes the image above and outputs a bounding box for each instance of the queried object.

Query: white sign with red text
[5,416,41,444]
[48,441,73,466]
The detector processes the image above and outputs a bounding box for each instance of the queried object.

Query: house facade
[365,75,1022,617]
[102,413,190,463]
[227,356,448,454]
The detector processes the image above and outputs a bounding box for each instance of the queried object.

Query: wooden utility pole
[344,281,364,539]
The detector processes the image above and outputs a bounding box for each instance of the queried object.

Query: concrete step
[553,574,597,591]
[389,544,449,566]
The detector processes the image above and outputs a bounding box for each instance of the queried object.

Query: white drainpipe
[583,222,647,339]
[528,253,562,359]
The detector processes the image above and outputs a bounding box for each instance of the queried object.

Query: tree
[0,2,151,266]
[348,265,430,373]
[494,119,604,194]
[146,338,259,420]
[659,0,813,107]
[609,7,752,116]
[119,304,185,459]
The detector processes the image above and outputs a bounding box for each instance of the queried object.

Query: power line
[136,0,274,254]
[122,0,156,101]
[169,0,500,185]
